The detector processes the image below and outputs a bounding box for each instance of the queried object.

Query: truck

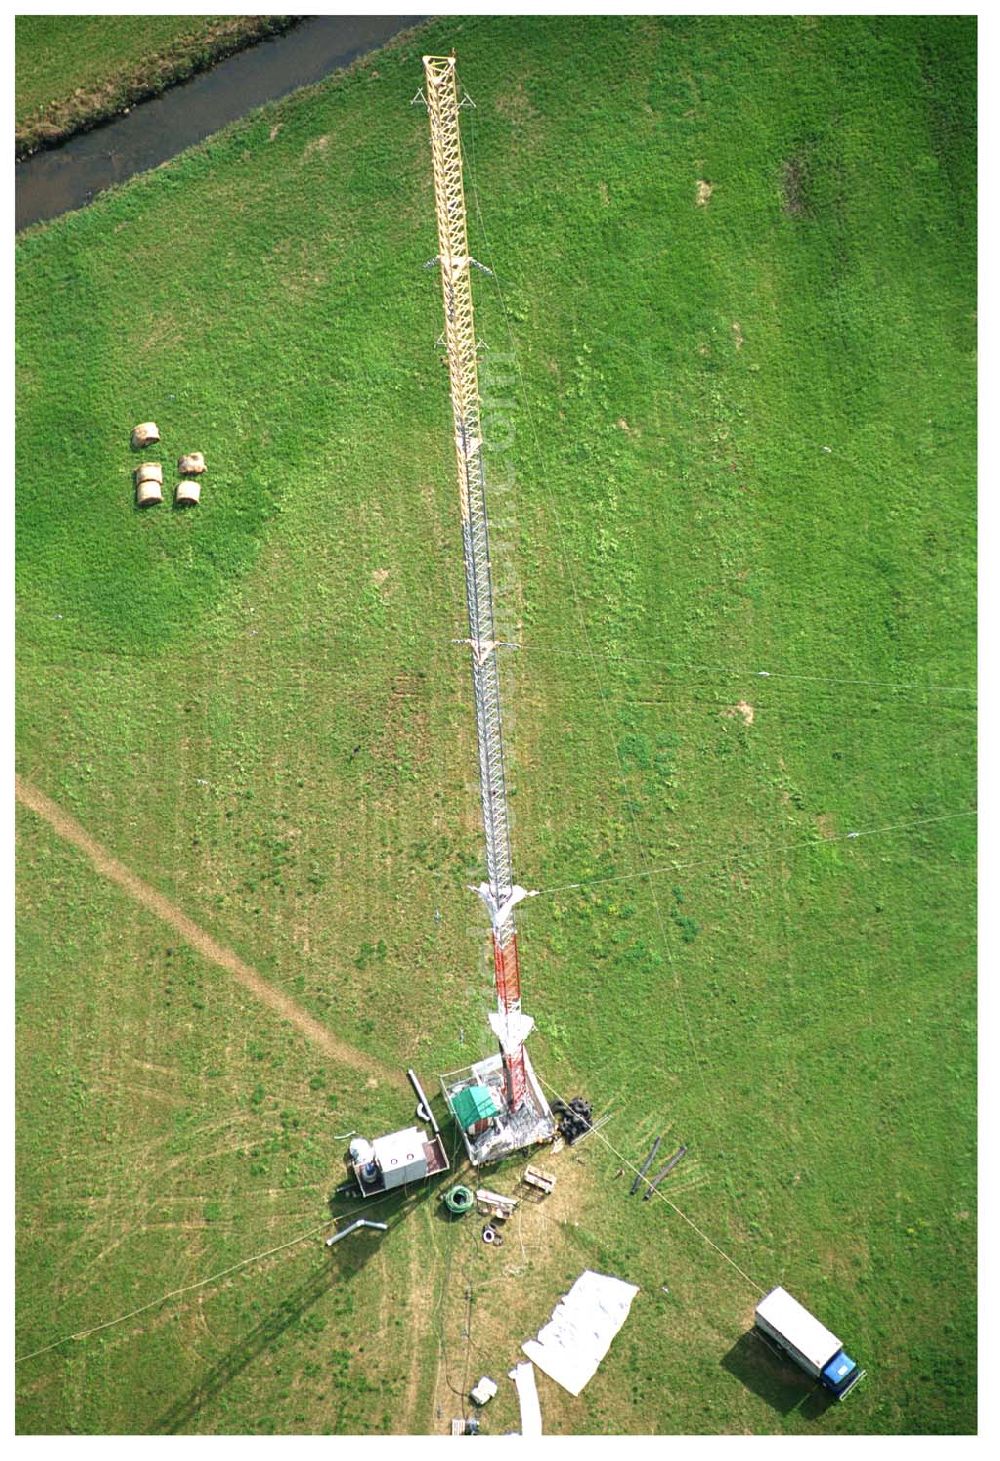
[754,1286,865,1399]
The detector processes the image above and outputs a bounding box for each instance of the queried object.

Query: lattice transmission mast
[422,54,536,1114]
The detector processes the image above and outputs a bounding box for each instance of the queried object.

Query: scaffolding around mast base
[440,1049,555,1167]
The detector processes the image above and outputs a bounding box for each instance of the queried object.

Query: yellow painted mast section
[424,54,480,525]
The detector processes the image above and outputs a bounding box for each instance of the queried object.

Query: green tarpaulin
[452,1084,499,1130]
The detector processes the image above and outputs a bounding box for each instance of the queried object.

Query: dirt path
[15,774,394,1086]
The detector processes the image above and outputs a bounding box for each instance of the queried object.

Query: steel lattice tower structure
[423,53,535,1112]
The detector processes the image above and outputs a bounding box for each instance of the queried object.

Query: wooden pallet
[523,1164,556,1195]
[475,1187,519,1220]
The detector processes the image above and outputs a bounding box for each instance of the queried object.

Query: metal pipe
[643,1145,688,1199]
[407,1068,440,1135]
[325,1219,389,1247]
[630,1136,662,1195]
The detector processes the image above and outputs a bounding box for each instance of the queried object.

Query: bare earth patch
[372,567,390,586]
[732,320,744,349]
[426,1150,602,1434]
[781,156,808,216]
[723,701,754,725]
[696,179,713,206]
[494,78,538,126]
[301,134,330,162]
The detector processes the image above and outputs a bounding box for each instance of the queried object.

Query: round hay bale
[131,421,160,450]
[136,478,163,507]
[174,478,201,507]
[134,462,163,486]
[177,452,206,476]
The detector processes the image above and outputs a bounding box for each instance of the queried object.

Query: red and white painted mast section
[493,917,527,1106]
[478,883,534,1109]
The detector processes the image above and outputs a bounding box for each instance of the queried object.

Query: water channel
[16,14,426,232]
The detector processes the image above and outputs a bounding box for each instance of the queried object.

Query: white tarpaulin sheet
[508,1360,542,1436]
[522,1270,639,1397]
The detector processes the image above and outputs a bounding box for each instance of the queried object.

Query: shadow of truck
[721,1329,837,1419]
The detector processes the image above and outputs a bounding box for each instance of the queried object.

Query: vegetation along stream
[16,14,425,232]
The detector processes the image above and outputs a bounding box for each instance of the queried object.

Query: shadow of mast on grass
[150,1180,440,1434]
[149,1241,380,1431]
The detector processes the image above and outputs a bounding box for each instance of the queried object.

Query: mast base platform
[440,1049,555,1168]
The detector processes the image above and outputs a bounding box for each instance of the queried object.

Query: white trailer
[347,1123,449,1197]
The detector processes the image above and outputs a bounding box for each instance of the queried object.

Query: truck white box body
[755,1286,842,1378]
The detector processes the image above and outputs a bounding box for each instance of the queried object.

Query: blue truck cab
[821,1348,863,1397]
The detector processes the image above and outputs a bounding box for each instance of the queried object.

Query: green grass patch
[16,12,975,1435]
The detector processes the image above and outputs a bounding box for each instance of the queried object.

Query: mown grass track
[16,13,975,1434]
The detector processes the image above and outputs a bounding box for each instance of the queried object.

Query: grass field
[14,14,294,156]
[15,13,976,1435]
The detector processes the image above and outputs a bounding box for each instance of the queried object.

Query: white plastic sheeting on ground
[508,1360,542,1435]
[522,1269,640,1397]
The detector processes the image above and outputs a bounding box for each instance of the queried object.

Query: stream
[16,14,426,232]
